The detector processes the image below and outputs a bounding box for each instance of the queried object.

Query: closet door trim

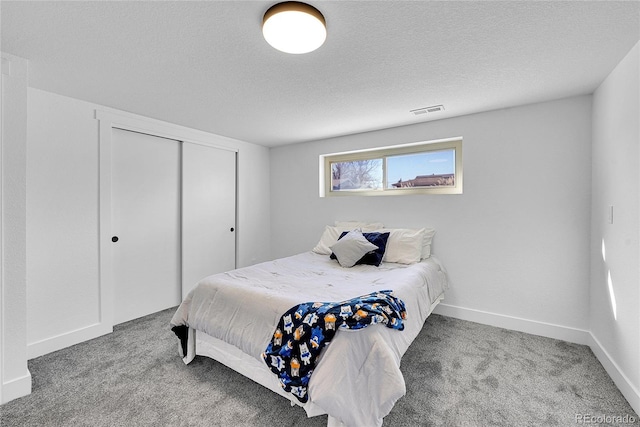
[96,109,238,330]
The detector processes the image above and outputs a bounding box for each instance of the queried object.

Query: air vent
[410,105,445,115]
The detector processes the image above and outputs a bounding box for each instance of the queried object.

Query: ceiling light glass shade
[263,2,326,54]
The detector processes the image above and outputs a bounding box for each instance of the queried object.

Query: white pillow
[334,221,384,231]
[313,225,353,255]
[421,228,436,259]
[314,224,435,259]
[381,228,425,264]
[329,230,378,268]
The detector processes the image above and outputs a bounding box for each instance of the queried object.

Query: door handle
[112,236,119,242]
[230,227,235,232]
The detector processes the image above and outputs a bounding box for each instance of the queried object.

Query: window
[321,138,462,196]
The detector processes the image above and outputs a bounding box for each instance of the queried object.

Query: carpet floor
[1,307,637,427]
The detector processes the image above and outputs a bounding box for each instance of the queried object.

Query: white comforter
[170,252,448,427]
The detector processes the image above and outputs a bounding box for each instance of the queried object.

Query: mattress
[171,251,448,426]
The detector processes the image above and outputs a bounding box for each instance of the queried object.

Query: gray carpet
[1,308,637,427]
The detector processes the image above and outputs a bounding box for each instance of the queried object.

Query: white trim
[432,303,590,345]
[433,303,640,413]
[30,107,243,359]
[0,53,6,406]
[0,53,32,404]
[27,322,113,360]
[320,137,463,197]
[1,371,31,404]
[589,332,640,415]
[323,135,463,157]
[98,118,114,331]
[96,108,239,336]
[1,58,10,76]
[95,109,240,153]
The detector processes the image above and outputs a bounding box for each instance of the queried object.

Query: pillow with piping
[378,228,424,264]
[331,231,389,267]
[421,228,436,259]
[313,225,354,255]
[334,221,384,231]
[329,230,378,268]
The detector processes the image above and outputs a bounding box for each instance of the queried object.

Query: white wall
[270,96,593,343]
[26,88,102,351]
[590,42,639,413]
[0,52,31,404]
[26,88,271,358]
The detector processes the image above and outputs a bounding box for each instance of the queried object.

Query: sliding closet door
[111,128,182,325]
[182,143,236,298]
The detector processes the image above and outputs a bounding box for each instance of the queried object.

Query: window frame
[320,137,463,197]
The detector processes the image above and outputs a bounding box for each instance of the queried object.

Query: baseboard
[27,322,113,360]
[432,303,639,414]
[1,371,32,404]
[589,332,640,416]
[432,303,590,345]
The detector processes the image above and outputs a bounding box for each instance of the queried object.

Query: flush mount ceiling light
[263,2,326,54]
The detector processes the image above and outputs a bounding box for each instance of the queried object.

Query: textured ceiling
[2,1,639,147]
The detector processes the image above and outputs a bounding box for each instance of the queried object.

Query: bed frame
[191,295,444,426]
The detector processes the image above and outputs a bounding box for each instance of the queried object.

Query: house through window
[321,138,462,196]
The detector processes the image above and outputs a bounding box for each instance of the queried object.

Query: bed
[170,224,449,427]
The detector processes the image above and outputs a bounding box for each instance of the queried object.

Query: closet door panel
[111,128,181,324]
[182,143,236,297]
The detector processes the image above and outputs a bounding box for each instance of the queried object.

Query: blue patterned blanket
[261,290,407,403]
